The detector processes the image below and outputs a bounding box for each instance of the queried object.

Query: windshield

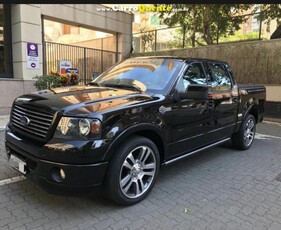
[92,58,184,93]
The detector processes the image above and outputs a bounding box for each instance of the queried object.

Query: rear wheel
[105,136,160,205]
[231,114,256,150]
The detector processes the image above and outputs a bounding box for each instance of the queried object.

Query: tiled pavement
[0,121,281,229]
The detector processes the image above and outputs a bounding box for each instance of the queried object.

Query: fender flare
[243,100,259,121]
[102,123,167,161]
[235,101,258,133]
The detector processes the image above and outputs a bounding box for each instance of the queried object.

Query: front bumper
[5,129,108,195]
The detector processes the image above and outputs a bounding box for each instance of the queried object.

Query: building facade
[0,4,133,114]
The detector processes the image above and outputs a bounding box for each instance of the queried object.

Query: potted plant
[33,70,80,90]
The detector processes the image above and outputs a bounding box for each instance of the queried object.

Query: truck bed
[238,84,266,94]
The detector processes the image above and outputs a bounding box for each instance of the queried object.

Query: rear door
[205,62,239,141]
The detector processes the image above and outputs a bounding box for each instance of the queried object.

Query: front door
[168,62,215,160]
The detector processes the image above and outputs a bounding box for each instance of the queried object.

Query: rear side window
[208,63,232,91]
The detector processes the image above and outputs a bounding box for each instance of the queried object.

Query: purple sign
[27,43,38,57]
[27,42,39,69]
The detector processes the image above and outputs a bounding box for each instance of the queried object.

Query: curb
[263,117,281,124]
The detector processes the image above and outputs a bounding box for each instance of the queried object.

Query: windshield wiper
[102,83,143,93]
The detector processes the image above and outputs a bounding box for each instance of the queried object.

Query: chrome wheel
[119,146,156,199]
[231,114,256,150]
[244,117,255,147]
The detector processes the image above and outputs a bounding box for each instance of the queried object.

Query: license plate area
[9,154,27,175]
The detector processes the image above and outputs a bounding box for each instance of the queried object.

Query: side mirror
[179,84,209,100]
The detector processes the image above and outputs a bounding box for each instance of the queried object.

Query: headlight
[79,119,90,136]
[56,117,101,138]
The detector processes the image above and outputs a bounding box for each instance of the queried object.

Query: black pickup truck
[5,56,266,205]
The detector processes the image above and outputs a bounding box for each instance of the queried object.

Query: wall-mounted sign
[66,68,79,74]
[27,43,39,69]
[59,61,72,74]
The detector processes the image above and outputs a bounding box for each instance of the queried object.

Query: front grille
[11,104,56,140]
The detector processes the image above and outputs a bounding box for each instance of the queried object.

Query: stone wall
[131,39,281,85]
[0,79,36,115]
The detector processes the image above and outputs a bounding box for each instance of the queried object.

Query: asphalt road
[1,121,281,230]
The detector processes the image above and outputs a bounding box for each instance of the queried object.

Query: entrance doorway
[42,18,121,84]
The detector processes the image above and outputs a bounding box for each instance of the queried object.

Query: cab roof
[129,56,229,65]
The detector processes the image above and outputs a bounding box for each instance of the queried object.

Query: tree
[254,4,281,39]
[140,27,155,52]
[157,4,251,46]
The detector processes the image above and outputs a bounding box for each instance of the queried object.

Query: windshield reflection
[92,58,183,93]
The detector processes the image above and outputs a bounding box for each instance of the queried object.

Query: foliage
[167,27,186,49]
[219,31,259,43]
[140,27,155,52]
[254,4,281,39]
[33,74,61,91]
[33,70,80,90]
[255,4,281,24]
[167,26,199,49]
[156,4,251,46]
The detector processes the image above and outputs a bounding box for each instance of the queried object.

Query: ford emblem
[20,116,30,126]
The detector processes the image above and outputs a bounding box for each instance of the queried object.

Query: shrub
[33,71,80,90]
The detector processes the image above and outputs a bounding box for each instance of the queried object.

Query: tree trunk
[201,5,213,45]
[191,5,196,47]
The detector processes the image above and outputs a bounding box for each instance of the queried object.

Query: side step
[164,138,230,165]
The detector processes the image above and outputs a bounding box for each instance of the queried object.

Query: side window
[208,63,232,91]
[177,62,206,92]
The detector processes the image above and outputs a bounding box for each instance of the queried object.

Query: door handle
[233,97,238,103]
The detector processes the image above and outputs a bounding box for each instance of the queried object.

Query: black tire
[231,114,256,150]
[104,135,160,205]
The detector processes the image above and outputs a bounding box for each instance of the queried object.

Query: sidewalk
[0,115,9,130]
[263,116,281,123]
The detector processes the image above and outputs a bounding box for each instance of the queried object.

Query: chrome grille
[11,104,55,140]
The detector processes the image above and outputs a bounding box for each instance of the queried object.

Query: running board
[164,138,231,165]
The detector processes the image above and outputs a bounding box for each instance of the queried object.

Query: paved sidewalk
[1,122,281,229]
[0,115,9,130]
[264,117,281,123]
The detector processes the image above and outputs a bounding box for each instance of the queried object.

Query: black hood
[14,86,154,116]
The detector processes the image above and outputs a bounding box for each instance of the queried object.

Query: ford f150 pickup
[5,56,266,205]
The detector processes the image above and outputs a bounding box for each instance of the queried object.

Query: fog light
[60,169,66,180]
[51,167,66,182]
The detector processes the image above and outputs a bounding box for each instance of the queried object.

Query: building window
[0,4,13,78]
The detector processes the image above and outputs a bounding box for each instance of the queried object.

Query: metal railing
[44,42,121,85]
[133,12,279,53]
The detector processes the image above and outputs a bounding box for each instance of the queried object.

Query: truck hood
[14,86,155,116]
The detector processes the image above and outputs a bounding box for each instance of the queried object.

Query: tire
[104,135,160,205]
[231,114,256,150]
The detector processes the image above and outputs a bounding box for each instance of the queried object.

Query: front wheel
[231,114,256,150]
[104,136,160,205]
